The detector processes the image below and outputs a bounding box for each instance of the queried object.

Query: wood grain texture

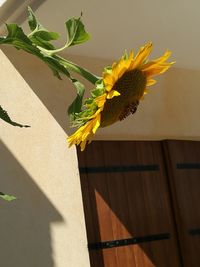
[164,140,200,267]
[78,141,181,267]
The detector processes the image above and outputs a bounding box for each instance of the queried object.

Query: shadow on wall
[0,141,63,267]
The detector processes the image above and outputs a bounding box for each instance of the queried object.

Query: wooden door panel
[164,140,200,267]
[78,141,181,267]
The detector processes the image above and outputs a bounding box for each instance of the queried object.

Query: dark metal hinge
[88,233,170,250]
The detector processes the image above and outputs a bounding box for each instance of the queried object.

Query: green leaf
[91,88,104,97]
[65,15,90,47]
[0,105,30,128]
[28,7,59,49]
[44,55,71,77]
[0,23,41,57]
[57,55,99,84]
[91,80,105,97]
[0,8,98,84]
[68,79,85,121]
[104,66,112,74]
[5,24,32,45]
[95,79,104,89]
[29,35,56,50]
[0,192,16,202]
[28,6,40,31]
[33,30,59,41]
[0,22,70,79]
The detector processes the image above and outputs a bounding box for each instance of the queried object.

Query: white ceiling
[2,0,200,69]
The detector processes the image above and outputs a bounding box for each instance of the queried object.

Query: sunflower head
[68,42,174,151]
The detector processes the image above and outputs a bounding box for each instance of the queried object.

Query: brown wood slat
[78,141,181,267]
[163,140,200,267]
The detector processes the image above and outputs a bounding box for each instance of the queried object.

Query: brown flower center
[100,69,147,127]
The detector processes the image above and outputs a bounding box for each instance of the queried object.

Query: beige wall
[0,46,199,267]
[0,49,90,267]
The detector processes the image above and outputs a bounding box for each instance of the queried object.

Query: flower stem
[55,55,100,85]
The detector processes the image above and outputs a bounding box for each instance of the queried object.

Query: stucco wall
[0,49,90,267]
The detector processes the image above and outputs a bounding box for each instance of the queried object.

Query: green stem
[37,44,69,55]
[35,44,100,84]
[55,55,100,85]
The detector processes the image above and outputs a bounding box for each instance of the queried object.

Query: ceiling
[1,0,200,69]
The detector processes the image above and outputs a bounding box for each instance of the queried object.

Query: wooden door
[164,140,200,267]
[78,141,181,267]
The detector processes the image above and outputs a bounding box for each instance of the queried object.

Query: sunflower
[67,42,174,151]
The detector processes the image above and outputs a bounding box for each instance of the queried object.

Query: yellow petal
[140,88,149,100]
[123,50,134,69]
[143,63,173,77]
[128,50,134,63]
[146,79,156,86]
[92,114,101,134]
[105,84,113,92]
[112,62,117,69]
[107,90,121,99]
[80,140,87,151]
[154,50,172,63]
[130,42,153,70]
[81,126,92,140]
[88,108,102,119]
[115,65,127,80]
[88,133,94,144]
[67,109,102,151]
[95,94,107,107]
[112,60,127,80]
[103,73,116,87]
[141,51,174,72]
